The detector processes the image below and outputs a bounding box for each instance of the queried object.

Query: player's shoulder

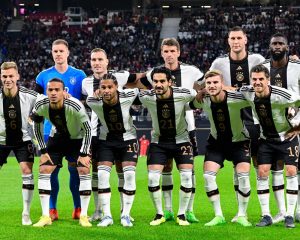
[172,87,193,94]
[139,89,155,97]
[248,52,265,62]
[212,54,230,64]
[35,95,49,110]
[36,66,55,77]
[261,58,271,65]
[119,88,138,98]
[19,86,39,97]
[271,86,292,99]
[240,85,255,92]
[180,62,201,71]
[288,59,300,65]
[65,97,83,112]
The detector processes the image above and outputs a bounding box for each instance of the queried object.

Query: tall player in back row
[209,26,265,222]
[35,39,87,221]
[139,67,197,226]
[262,33,300,223]
[81,48,145,222]
[141,38,203,223]
[0,62,39,225]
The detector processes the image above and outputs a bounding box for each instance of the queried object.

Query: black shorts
[47,137,83,167]
[245,123,260,157]
[147,142,194,166]
[189,130,199,157]
[0,141,34,165]
[91,136,100,160]
[204,135,251,168]
[95,139,138,163]
[257,138,299,167]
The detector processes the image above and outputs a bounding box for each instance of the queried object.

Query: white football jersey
[139,87,197,144]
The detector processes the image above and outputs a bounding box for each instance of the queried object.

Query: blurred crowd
[0,6,300,93]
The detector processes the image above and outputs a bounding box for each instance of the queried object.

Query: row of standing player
[1,25,300,228]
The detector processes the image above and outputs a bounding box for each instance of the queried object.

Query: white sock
[122,166,136,217]
[118,172,124,212]
[272,170,286,215]
[286,175,298,216]
[92,171,100,212]
[237,172,250,217]
[79,174,91,217]
[98,165,112,217]
[296,173,300,213]
[178,169,192,216]
[162,172,173,212]
[186,171,196,212]
[38,173,51,217]
[22,174,34,215]
[233,168,239,204]
[257,176,270,216]
[148,169,163,215]
[204,171,223,217]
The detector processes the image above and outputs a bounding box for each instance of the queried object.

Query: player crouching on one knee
[30,78,92,227]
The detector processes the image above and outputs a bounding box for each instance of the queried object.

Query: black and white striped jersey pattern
[263,59,300,95]
[146,63,203,131]
[82,70,132,137]
[210,52,265,87]
[191,91,250,142]
[86,88,138,141]
[32,96,92,154]
[139,87,197,144]
[240,85,300,141]
[0,86,38,145]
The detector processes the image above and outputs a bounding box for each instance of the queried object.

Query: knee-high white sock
[162,172,173,212]
[187,171,196,212]
[92,171,100,211]
[178,169,192,216]
[257,176,270,216]
[286,175,298,216]
[272,170,286,215]
[22,174,34,215]
[79,174,91,217]
[117,172,124,212]
[98,165,112,217]
[148,170,163,215]
[122,166,136,217]
[38,173,51,216]
[237,172,251,217]
[204,171,223,217]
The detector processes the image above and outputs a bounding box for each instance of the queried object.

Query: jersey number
[160,119,174,129]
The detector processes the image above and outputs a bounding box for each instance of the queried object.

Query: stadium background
[2,0,299,153]
[0,1,300,239]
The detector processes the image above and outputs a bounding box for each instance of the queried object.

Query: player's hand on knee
[40,153,54,166]
[77,156,91,168]
[285,127,300,141]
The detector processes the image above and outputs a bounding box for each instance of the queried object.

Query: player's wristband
[40,148,48,154]
[79,152,88,157]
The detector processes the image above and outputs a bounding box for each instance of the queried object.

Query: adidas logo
[9,104,14,109]
[163,104,169,108]
[237,66,243,71]
[275,74,281,78]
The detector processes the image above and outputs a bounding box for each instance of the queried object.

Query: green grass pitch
[0,156,299,240]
